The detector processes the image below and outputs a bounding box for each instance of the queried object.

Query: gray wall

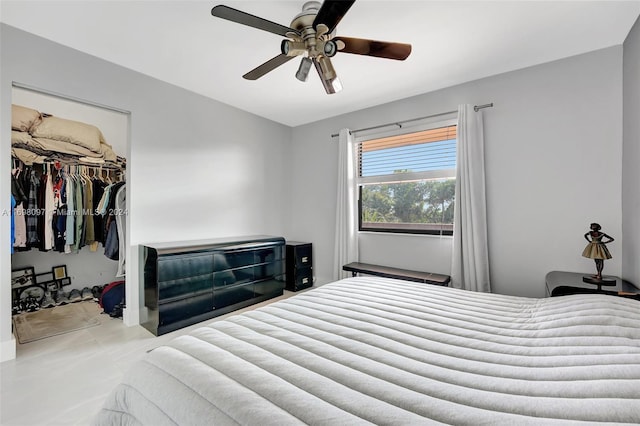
[290,47,624,298]
[623,16,640,286]
[0,24,292,361]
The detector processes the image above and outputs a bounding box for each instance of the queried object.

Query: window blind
[359,125,457,178]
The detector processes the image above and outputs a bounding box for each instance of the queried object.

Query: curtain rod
[330,103,493,138]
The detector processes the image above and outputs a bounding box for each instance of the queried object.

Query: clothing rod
[330,103,493,138]
[12,82,132,115]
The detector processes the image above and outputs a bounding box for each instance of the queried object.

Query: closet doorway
[9,85,130,355]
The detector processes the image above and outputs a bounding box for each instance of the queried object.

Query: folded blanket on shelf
[11,105,121,167]
[30,115,104,154]
[11,104,42,132]
[13,129,106,157]
[11,147,46,165]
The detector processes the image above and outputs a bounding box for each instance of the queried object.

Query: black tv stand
[141,235,285,336]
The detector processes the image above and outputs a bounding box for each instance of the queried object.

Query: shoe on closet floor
[109,302,124,318]
[12,303,22,315]
[68,289,82,303]
[25,296,40,312]
[41,292,56,308]
[81,287,93,301]
[91,285,104,301]
[55,291,70,305]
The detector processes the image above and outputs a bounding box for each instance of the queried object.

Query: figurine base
[582,276,616,286]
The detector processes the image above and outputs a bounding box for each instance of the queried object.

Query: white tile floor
[1,291,298,425]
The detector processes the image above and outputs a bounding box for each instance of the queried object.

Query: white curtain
[333,128,359,280]
[451,104,491,292]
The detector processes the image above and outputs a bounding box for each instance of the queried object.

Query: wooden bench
[342,262,451,286]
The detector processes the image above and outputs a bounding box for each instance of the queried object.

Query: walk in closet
[9,86,129,343]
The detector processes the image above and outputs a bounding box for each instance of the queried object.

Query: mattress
[94,276,640,425]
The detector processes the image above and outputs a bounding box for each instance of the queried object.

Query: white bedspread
[94,276,640,425]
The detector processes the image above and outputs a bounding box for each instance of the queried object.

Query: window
[357,120,457,235]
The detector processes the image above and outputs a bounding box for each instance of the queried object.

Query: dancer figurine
[582,222,614,280]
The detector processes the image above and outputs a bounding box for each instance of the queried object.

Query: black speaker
[286,242,313,291]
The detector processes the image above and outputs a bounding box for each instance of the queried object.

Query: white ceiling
[2,1,639,127]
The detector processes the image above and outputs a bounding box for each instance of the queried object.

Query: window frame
[356,117,457,236]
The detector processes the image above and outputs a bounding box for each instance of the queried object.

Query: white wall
[290,47,624,298]
[0,24,292,361]
[622,17,640,286]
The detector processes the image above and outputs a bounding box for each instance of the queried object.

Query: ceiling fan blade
[211,5,299,37]
[334,37,412,60]
[312,0,356,33]
[243,54,296,80]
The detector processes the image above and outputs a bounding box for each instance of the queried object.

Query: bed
[94,276,640,425]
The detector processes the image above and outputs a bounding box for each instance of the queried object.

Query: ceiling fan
[211,1,412,94]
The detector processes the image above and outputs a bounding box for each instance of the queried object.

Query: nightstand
[545,271,639,299]
[285,242,313,292]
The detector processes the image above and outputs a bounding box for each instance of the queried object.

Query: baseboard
[1,336,16,362]
[122,306,144,327]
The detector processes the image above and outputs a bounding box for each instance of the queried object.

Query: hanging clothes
[16,167,31,251]
[52,173,65,252]
[11,161,125,255]
[90,178,106,251]
[13,200,27,249]
[37,172,47,250]
[96,183,112,217]
[10,194,16,254]
[84,173,95,244]
[115,184,126,277]
[53,205,67,252]
[43,173,55,250]
[103,181,125,261]
[26,169,40,247]
[73,174,84,252]
[11,169,27,249]
[104,219,119,260]
[64,173,75,252]
[11,172,27,206]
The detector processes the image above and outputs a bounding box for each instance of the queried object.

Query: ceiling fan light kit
[295,56,313,82]
[314,55,342,94]
[211,0,411,94]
